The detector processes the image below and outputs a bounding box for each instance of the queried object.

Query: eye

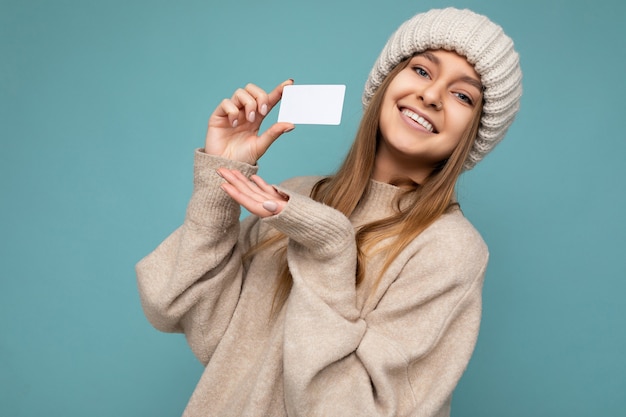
[413,66,430,79]
[454,92,474,106]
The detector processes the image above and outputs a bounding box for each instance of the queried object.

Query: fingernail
[284,126,295,133]
[232,119,238,128]
[248,111,255,123]
[260,104,268,116]
[216,169,224,178]
[288,78,294,83]
[262,201,278,212]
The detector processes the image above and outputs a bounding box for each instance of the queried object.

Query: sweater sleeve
[264,192,488,417]
[135,149,259,364]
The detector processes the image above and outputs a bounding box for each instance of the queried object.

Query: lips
[400,107,437,133]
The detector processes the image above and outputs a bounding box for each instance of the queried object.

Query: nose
[420,83,443,110]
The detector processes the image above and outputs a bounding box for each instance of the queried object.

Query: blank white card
[277,84,346,125]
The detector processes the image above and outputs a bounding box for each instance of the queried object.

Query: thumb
[255,122,295,155]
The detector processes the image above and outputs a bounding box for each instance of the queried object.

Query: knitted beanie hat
[363,7,522,170]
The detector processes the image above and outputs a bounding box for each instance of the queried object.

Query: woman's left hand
[217,168,288,218]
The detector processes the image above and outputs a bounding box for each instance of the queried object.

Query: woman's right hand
[204,79,295,165]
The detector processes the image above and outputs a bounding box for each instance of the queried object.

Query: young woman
[136,7,522,417]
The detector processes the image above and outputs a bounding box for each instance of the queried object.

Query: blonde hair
[249,57,484,316]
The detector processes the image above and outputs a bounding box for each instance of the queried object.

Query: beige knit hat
[363,7,522,170]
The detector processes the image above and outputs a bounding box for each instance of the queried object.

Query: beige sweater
[136,150,489,417]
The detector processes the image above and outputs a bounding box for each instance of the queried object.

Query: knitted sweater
[136,150,489,417]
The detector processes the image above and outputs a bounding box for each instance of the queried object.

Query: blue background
[2,0,625,416]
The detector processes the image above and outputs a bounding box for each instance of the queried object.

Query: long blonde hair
[249,57,484,315]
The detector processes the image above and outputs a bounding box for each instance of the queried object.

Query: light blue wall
[2,0,625,416]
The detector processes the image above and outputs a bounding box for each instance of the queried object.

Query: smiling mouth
[400,108,436,133]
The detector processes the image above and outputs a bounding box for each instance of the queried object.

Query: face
[375,49,482,183]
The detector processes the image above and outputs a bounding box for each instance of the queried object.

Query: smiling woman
[376,50,484,183]
[136,7,522,417]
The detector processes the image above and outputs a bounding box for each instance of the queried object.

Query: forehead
[414,49,477,71]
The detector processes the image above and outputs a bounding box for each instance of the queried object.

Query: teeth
[401,109,434,132]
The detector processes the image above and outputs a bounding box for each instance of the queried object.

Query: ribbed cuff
[263,187,354,257]
[186,149,258,227]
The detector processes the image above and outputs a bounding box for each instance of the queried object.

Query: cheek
[443,113,475,153]
[443,130,465,156]
[378,97,396,133]
[449,108,476,137]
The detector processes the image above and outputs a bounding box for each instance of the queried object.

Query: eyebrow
[417,51,484,92]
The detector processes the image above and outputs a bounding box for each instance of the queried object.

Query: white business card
[277,84,346,125]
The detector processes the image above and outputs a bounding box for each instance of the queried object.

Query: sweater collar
[350,179,405,225]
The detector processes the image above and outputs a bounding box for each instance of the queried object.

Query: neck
[371,147,433,186]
